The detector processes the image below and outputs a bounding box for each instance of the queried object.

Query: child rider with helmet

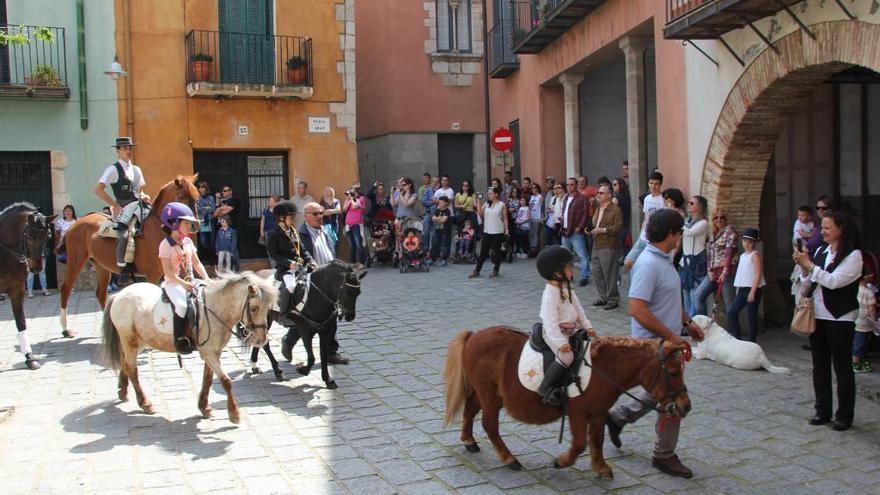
[265,200,315,327]
[159,202,209,354]
[536,246,597,406]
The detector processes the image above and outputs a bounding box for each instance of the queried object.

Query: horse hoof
[273,370,285,381]
[25,359,42,370]
[553,458,571,469]
[464,443,480,453]
[506,460,523,471]
[251,366,262,375]
[296,366,310,376]
[229,412,241,424]
[62,330,75,338]
[325,380,338,390]
[201,408,212,419]
[141,403,156,415]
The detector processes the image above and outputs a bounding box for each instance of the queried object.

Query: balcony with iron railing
[185,30,313,99]
[488,20,519,78]
[0,25,69,99]
[509,0,607,54]
[664,0,806,40]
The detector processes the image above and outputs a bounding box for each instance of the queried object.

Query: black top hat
[113,136,136,148]
[742,227,760,241]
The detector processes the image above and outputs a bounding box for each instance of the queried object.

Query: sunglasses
[816,206,828,211]
[713,216,725,221]
[222,189,231,192]
[306,212,322,216]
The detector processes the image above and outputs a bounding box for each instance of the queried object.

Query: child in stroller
[452,219,476,264]
[399,218,429,272]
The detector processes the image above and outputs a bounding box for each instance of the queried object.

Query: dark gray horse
[251,260,366,389]
[0,203,56,369]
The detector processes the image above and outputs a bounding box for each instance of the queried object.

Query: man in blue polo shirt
[606,208,705,479]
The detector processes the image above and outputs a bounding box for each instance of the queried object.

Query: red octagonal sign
[491,127,514,152]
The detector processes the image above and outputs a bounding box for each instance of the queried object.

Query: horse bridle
[0,219,51,264]
[295,272,361,329]
[199,286,268,346]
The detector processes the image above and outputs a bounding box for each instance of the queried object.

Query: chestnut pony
[58,175,199,337]
[444,327,691,479]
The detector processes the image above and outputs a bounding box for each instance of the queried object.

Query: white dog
[692,315,790,373]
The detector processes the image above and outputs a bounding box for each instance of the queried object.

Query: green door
[219,0,274,84]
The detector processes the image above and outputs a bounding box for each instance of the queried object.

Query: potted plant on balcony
[191,53,214,82]
[287,55,309,85]
[26,64,63,87]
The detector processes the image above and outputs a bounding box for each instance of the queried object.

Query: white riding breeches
[282,272,296,293]
[117,200,149,227]
[163,283,189,318]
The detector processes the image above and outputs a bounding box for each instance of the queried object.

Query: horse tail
[759,354,790,374]
[99,296,123,371]
[443,330,473,426]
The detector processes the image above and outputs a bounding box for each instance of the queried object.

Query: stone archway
[701,20,880,227]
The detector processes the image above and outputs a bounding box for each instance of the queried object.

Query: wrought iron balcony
[488,20,519,78]
[664,0,808,40]
[510,0,607,54]
[185,30,313,99]
[0,25,69,99]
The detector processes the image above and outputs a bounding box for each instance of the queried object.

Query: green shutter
[219,0,274,84]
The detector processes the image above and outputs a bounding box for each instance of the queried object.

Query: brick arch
[701,20,880,228]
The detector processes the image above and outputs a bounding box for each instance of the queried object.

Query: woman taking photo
[793,211,862,431]
[469,186,508,279]
[681,195,709,316]
[343,184,367,269]
[391,177,418,219]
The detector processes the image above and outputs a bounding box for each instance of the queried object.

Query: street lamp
[103,55,128,80]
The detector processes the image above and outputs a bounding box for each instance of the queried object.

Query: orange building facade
[113,0,356,257]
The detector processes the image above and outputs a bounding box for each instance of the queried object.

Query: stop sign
[491,127,514,152]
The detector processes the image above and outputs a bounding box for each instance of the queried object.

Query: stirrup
[175,336,194,355]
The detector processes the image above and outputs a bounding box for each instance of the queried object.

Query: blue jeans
[561,232,590,280]
[692,275,735,317]
[422,212,434,248]
[26,269,47,292]
[726,287,762,341]
[853,332,870,359]
[683,274,706,317]
[346,224,366,264]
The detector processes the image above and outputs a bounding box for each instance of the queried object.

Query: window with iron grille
[436,0,472,53]
[246,155,284,219]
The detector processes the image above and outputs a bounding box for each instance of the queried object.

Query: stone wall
[423,0,484,87]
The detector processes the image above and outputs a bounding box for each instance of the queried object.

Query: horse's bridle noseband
[295,272,361,329]
[649,340,690,416]
[1,219,51,265]
[199,286,268,346]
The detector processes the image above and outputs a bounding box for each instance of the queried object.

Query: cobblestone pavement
[1,258,880,495]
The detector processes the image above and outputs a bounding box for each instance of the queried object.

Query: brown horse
[59,175,199,337]
[444,327,691,479]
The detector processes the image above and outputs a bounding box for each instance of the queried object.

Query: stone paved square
[2,259,880,494]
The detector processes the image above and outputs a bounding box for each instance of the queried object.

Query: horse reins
[0,221,50,264]
[292,273,360,330]
[198,287,267,347]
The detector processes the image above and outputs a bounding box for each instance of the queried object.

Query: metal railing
[0,25,68,88]
[185,30,313,87]
[510,0,566,46]
[667,0,709,23]
[488,20,518,74]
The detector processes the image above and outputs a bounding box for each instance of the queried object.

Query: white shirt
[561,195,573,229]
[540,284,592,361]
[307,224,334,266]
[482,201,506,234]
[434,187,455,212]
[292,194,314,228]
[55,217,76,238]
[800,246,863,322]
[733,251,766,288]
[681,218,709,257]
[640,193,664,239]
[529,194,543,221]
[98,160,145,191]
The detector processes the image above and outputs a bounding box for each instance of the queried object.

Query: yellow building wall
[113,0,356,197]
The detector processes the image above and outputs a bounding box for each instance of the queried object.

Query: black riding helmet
[536,246,574,281]
[273,200,297,220]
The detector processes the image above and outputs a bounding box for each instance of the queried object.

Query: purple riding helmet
[160,202,199,231]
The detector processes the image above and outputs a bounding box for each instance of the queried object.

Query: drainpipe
[76,0,88,129]
[482,0,492,187]
[123,0,134,142]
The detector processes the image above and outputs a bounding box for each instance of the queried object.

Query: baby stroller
[451,231,476,264]
[366,209,396,268]
[398,216,429,273]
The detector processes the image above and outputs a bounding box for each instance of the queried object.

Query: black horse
[250,260,366,389]
[0,203,56,370]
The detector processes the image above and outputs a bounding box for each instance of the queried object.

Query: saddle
[161,288,200,347]
[530,323,589,391]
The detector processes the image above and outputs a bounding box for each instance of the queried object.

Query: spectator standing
[431,196,453,266]
[55,204,77,242]
[589,184,624,310]
[320,187,342,251]
[545,182,566,246]
[528,183,543,256]
[26,246,51,298]
[454,180,478,235]
[507,187,523,258]
[392,177,417,218]
[515,196,531,258]
[624,172,665,270]
[692,208,737,316]
[681,196,710,317]
[214,185,241,229]
[196,181,217,261]
[606,209,704,479]
[543,176,556,218]
[214,216,238,272]
[793,211,862,431]
[260,194,281,248]
[419,175,437,248]
[853,272,876,373]
[469,186,508,279]
[520,177,533,200]
[432,175,456,257]
[562,177,592,286]
[292,181,315,228]
[343,184,367,269]
[727,228,765,341]
[621,160,629,181]
[612,177,632,250]
[503,170,514,202]
[367,181,393,220]
[806,195,835,258]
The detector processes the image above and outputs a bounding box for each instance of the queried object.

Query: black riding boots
[173,313,194,354]
[276,287,297,327]
[538,360,568,408]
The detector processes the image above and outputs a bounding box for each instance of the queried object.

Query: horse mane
[204,270,278,304]
[0,202,39,217]
[590,336,659,359]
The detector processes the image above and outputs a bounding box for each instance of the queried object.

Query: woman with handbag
[692,208,737,316]
[793,210,862,432]
[680,196,710,317]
